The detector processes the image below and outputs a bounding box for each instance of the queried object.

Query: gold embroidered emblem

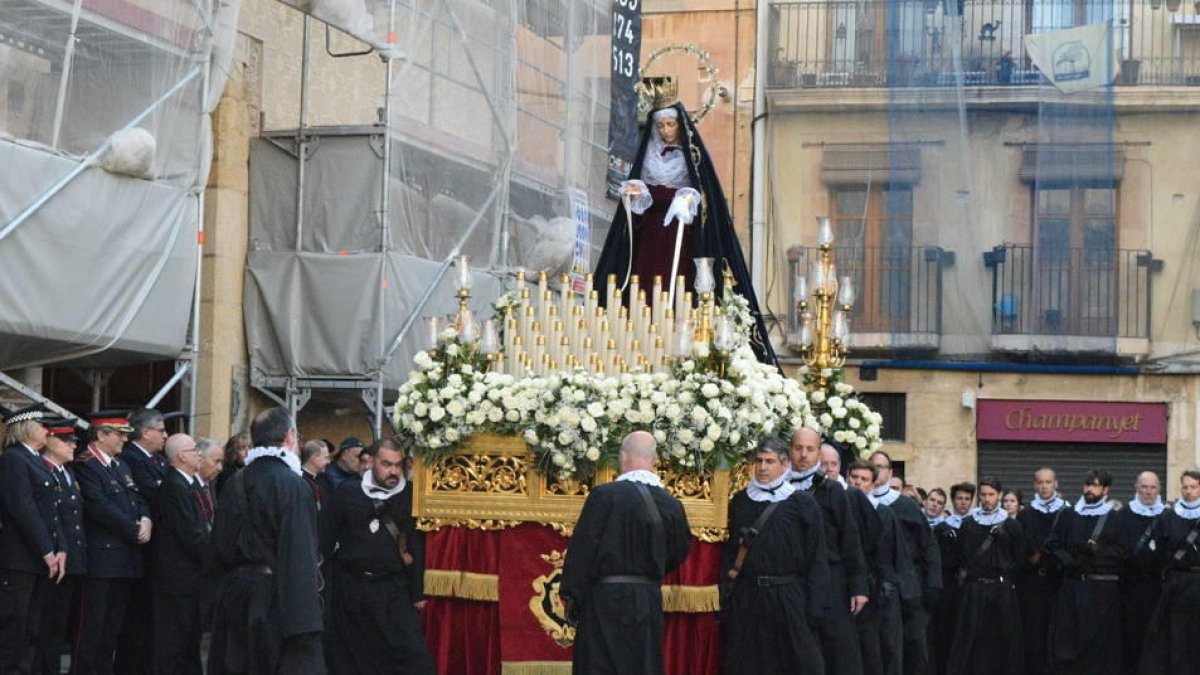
[528,550,575,648]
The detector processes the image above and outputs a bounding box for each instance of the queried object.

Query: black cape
[1046,507,1131,675]
[1115,506,1164,673]
[560,480,691,675]
[1137,510,1200,675]
[207,456,323,675]
[720,490,831,675]
[592,101,778,366]
[1015,502,1069,675]
[945,516,1026,675]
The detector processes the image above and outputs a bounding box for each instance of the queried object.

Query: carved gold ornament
[529,550,575,648]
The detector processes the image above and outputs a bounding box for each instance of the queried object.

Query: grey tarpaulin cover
[0,141,197,368]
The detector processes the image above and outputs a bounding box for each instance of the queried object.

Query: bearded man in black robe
[1046,469,1130,675]
[593,89,776,366]
[207,407,324,675]
[560,431,691,675]
[1015,467,1070,675]
[721,436,831,675]
[1138,469,1200,675]
[322,438,433,675]
[945,477,1025,675]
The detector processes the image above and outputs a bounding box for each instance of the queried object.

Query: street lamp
[795,216,854,388]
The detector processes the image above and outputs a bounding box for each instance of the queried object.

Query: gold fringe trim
[426,571,717,613]
[500,662,573,675]
[423,570,500,602]
[662,584,720,613]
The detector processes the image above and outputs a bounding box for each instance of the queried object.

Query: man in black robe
[848,460,908,675]
[1015,467,1070,675]
[561,431,691,675]
[721,437,831,675]
[1116,471,1165,673]
[1137,469,1200,675]
[322,438,434,675]
[945,477,1025,675]
[592,97,776,365]
[150,433,211,675]
[1047,469,1130,675]
[868,451,941,675]
[929,482,973,675]
[208,407,324,675]
[788,429,868,675]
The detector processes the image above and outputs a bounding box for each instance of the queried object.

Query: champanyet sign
[976,399,1168,445]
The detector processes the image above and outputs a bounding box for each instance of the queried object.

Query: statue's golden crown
[642,76,679,110]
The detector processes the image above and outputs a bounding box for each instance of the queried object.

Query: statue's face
[656,116,679,145]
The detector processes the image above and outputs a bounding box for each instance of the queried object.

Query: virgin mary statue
[592,84,777,366]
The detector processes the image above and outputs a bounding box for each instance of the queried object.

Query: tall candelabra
[794,216,855,389]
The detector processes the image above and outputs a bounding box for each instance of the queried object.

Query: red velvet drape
[422,526,724,675]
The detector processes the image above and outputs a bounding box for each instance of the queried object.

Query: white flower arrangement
[393,302,819,480]
[799,367,885,459]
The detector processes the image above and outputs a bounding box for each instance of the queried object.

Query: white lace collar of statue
[1129,496,1164,517]
[616,469,663,488]
[1174,497,1200,520]
[747,474,795,503]
[1029,493,1068,514]
[1074,497,1113,517]
[641,123,692,189]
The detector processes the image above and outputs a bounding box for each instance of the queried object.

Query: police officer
[0,403,69,675]
[73,412,151,675]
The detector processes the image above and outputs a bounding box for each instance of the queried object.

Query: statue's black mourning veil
[592,102,778,367]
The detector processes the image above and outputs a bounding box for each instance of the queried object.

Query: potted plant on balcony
[1118,58,1141,85]
[996,51,1015,84]
[770,47,799,87]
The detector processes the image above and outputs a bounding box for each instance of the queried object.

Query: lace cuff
[620,179,653,214]
[664,187,701,227]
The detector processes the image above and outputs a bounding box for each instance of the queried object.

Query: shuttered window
[976,441,1166,504]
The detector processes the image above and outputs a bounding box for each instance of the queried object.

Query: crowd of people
[0,403,432,675]
[564,428,1200,675]
[6,398,1200,675]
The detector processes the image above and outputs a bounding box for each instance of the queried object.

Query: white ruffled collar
[1129,497,1165,517]
[927,513,947,528]
[870,485,900,507]
[1074,497,1113,516]
[616,469,664,488]
[361,469,406,500]
[971,506,1007,526]
[246,446,302,476]
[747,474,795,503]
[1174,498,1200,520]
[1030,493,1068,514]
[788,464,821,491]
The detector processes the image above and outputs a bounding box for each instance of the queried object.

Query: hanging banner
[605,0,643,198]
[569,188,591,293]
[1024,21,1116,94]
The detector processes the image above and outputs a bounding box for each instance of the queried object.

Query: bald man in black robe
[561,431,691,675]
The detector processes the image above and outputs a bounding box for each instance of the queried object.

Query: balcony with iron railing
[768,0,1200,90]
[787,245,948,352]
[983,244,1158,355]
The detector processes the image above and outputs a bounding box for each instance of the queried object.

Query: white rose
[672,445,686,458]
[487,408,504,423]
[729,431,741,445]
[681,361,695,373]
[699,438,715,453]
[524,429,539,444]
[832,408,847,419]
[413,402,428,417]
[693,342,711,359]
[678,429,695,444]
[701,383,720,399]
[585,447,600,462]
[557,431,573,445]
[871,412,884,425]
[828,396,844,409]
[429,406,446,422]
[653,429,667,443]
[445,429,460,442]
[849,417,861,429]
[445,344,461,357]
[819,413,833,427]
[427,437,443,448]
[505,410,521,422]
[821,368,833,378]
[413,351,434,368]
[811,391,826,404]
[845,430,858,442]
[833,430,846,443]
[552,452,566,467]
[855,437,867,449]
[580,416,597,432]
[446,400,465,417]
[411,421,424,433]
[866,424,880,437]
[845,399,859,410]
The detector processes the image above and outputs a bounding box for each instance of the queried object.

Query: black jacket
[75,447,149,579]
[121,441,169,506]
[0,444,66,574]
[52,462,87,576]
[150,469,210,595]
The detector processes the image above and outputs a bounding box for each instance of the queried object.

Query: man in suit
[37,421,87,675]
[195,437,223,517]
[150,433,210,675]
[73,413,151,675]
[114,408,167,675]
[300,439,330,510]
[0,403,69,675]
